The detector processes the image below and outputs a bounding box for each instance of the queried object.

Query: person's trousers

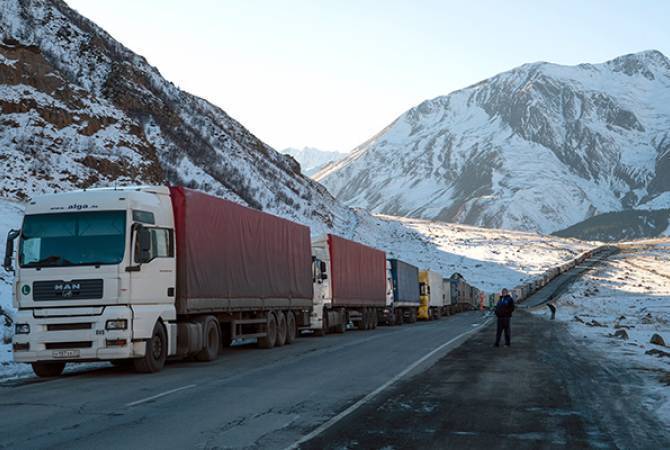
[495,317,511,345]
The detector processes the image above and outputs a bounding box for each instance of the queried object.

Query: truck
[418,270,448,320]
[382,258,419,325]
[5,186,314,377]
[310,234,386,333]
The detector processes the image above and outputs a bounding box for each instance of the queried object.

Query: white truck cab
[6,186,178,377]
[310,237,332,334]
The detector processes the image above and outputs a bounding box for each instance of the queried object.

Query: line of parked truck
[4,186,487,377]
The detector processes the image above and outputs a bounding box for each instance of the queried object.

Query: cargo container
[418,270,446,319]
[8,186,313,376]
[449,273,465,305]
[310,234,386,333]
[381,258,419,325]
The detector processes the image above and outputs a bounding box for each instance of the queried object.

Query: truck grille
[33,279,103,301]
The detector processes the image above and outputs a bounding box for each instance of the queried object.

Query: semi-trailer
[418,270,447,320]
[310,234,387,333]
[382,258,419,325]
[6,186,314,376]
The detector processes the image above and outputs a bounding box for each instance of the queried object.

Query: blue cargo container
[382,258,420,325]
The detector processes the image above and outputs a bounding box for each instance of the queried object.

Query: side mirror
[3,229,19,273]
[320,261,327,273]
[138,227,152,264]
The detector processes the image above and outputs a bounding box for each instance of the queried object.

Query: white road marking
[285,318,492,449]
[125,384,197,408]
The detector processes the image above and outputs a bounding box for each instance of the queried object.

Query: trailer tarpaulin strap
[170,187,313,305]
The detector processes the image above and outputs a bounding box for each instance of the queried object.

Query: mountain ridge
[316,49,670,233]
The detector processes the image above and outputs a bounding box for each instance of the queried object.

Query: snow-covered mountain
[315,50,670,234]
[0,0,354,234]
[282,147,345,176]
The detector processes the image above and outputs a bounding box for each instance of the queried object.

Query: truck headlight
[105,319,128,330]
[15,323,30,334]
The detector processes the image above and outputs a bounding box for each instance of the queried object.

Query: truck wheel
[396,309,404,326]
[32,362,65,378]
[196,317,221,362]
[286,311,297,344]
[335,310,346,334]
[134,321,167,373]
[258,312,277,349]
[409,309,417,323]
[315,310,328,337]
[276,311,287,347]
[357,310,367,331]
[365,309,373,330]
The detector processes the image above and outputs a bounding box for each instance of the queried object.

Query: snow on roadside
[0,199,26,377]
[541,243,670,425]
[359,214,595,294]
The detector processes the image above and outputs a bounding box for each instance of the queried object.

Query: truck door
[129,225,176,305]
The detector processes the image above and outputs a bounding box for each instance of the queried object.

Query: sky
[66,0,670,153]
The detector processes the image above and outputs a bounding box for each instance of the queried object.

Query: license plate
[52,349,80,359]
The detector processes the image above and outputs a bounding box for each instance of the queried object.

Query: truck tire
[408,308,417,323]
[357,309,367,331]
[258,312,277,349]
[286,311,297,344]
[368,308,377,330]
[335,309,346,334]
[395,309,404,326]
[276,311,287,347]
[196,316,221,362]
[315,309,328,337]
[32,362,65,378]
[134,321,167,373]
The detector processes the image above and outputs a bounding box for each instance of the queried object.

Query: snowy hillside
[283,147,345,177]
[351,214,594,294]
[0,0,355,233]
[316,50,670,234]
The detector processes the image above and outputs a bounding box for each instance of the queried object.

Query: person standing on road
[494,288,515,347]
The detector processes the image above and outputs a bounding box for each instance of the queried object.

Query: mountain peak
[605,49,670,79]
[317,51,670,234]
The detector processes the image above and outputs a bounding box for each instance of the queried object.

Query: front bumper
[12,306,145,363]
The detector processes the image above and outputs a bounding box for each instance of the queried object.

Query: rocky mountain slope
[282,147,345,177]
[316,50,670,234]
[0,0,351,233]
[554,209,670,242]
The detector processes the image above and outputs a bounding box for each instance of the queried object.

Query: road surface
[0,312,488,449]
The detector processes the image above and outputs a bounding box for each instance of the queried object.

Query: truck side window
[135,228,174,263]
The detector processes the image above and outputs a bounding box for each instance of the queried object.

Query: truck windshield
[19,211,126,268]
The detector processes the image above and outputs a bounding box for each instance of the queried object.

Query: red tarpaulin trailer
[327,234,387,307]
[170,186,313,314]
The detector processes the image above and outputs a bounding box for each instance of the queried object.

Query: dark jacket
[495,295,515,318]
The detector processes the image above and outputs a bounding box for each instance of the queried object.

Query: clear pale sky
[67,0,670,152]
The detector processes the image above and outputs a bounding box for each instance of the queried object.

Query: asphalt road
[519,246,618,309]
[0,312,489,449]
